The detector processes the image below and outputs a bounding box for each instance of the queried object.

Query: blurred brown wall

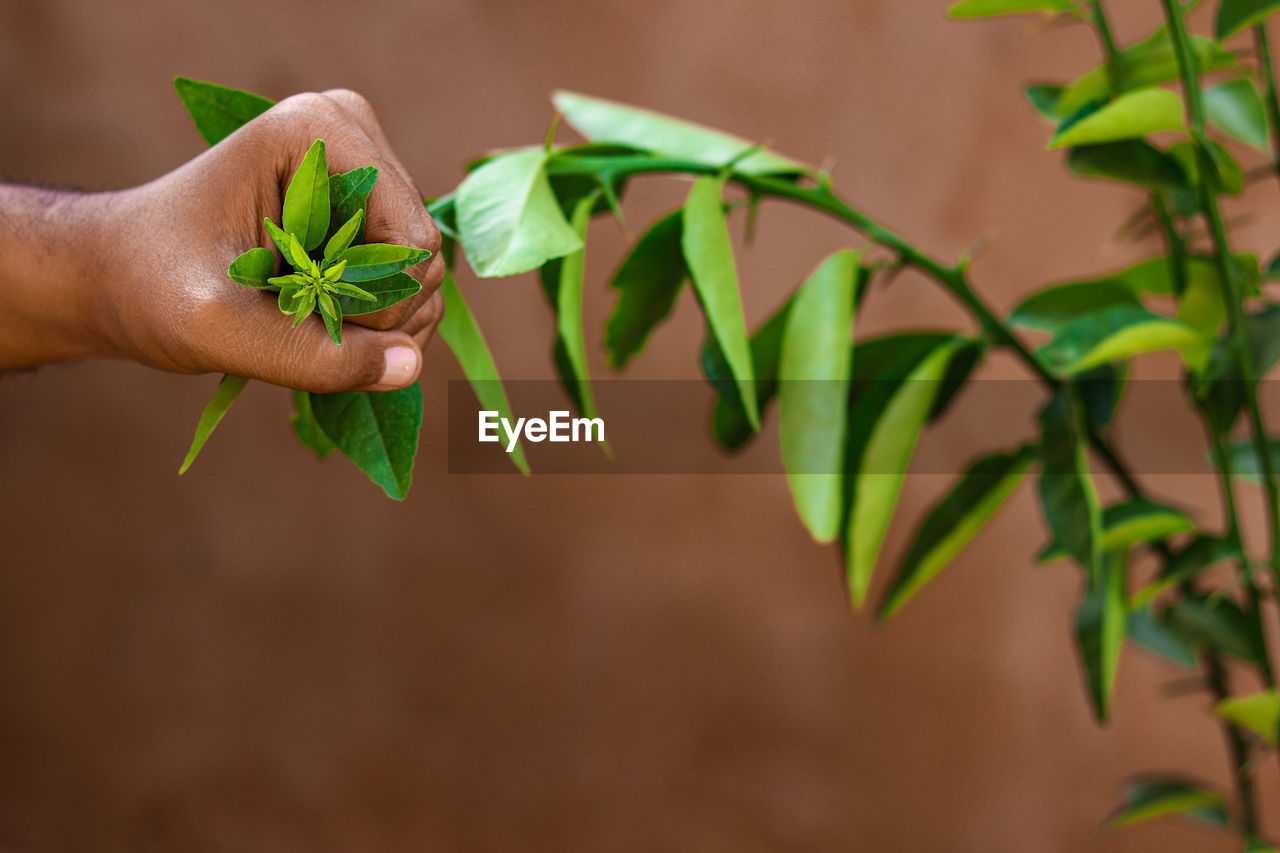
[0,1,1272,850]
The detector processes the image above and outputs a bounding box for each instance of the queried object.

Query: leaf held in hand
[173,77,274,146]
[310,385,423,500]
[228,247,276,288]
[283,139,331,252]
[179,374,250,474]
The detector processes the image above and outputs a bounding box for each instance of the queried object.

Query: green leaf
[284,139,331,253]
[1041,498,1193,562]
[1037,392,1102,570]
[550,193,607,445]
[178,374,250,474]
[1049,87,1186,150]
[1108,778,1229,830]
[1066,140,1189,191]
[173,77,273,146]
[552,90,808,176]
[1167,594,1265,664]
[1247,838,1280,853]
[328,166,378,243]
[1132,535,1239,609]
[331,271,420,317]
[1214,437,1280,485]
[336,243,432,282]
[879,446,1034,619]
[844,338,962,608]
[1011,283,1144,333]
[438,274,529,474]
[323,209,364,268]
[1026,84,1068,120]
[317,291,342,345]
[1205,79,1270,151]
[1077,363,1127,430]
[290,390,335,459]
[1075,548,1127,720]
[948,0,1072,17]
[227,247,276,289]
[456,148,583,278]
[1038,303,1210,376]
[1217,0,1280,38]
[1127,607,1198,667]
[604,210,687,368]
[778,249,860,543]
[310,385,422,500]
[263,218,303,269]
[1216,690,1280,743]
[1169,139,1244,196]
[683,175,758,430]
[706,296,794,451]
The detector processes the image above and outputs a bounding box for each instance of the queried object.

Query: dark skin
[0,89,444,392]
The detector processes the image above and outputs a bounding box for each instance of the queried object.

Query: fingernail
[380,346,419,387]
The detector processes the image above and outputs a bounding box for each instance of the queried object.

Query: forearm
[0,185,112,369]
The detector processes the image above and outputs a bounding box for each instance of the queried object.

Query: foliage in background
[177,0,1280,842]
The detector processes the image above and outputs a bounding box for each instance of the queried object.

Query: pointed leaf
[948,0,1072,16]
[330,271,421,317]
[290,390,335,459]
[1057,33,1235,117]
[1050,87,1186,150]
[1075,548,1127,720]
[173,77,273,146]
[1166,594,1265,664]
[551,193,607,445]
[328,166,377,243]
[228,247,276,289]
[323,209,364,268]
[1066,140,1189,191]
[178,374,249,474]
[1108,778,1229,830]
[309,385,422,500]
[778,249,860,542]
[604,210,687,368]
[1038,304,1210,376]
[1217,0,1280,38]
[284,139,331,252]
[1127,607,1198,667]
[1037,391,1102,571]
[336,243,432,282]
[1205,79,1270,151]
[1216,690,1280,743]
[264,218,303,269]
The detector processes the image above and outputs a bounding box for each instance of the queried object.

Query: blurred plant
[175,0,1280,841]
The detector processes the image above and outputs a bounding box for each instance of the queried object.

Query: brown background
[0,1,1276,850]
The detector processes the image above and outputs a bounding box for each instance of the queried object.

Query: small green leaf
[1025,84,1067,120]
[1205,79,1270,151]
[323,209,364,268]
[1213,437,1280,485]
[683,175,758,430]
[288,232,310,272]
[1041,498,1193,561]
[1127,607,1198,667]
[178,374,250,474]
[438,274,529,474]
[1075,548,1127,720]
[173,77,273,146]
[1050,87,1186,150]
[1011,283,1144,333]
[1167,594,1265,664]
[1037,391,1102,571]
[1169,138,1244,196]
[290,390,335,459]
[947,0,1072,17]
[328,166,378,243]
[263,218,301,268]
[880,446,1034,619]
[1217,0,1280,38]
[844,338,963,608]
[1132,535,1239,609]
[310,385,422,500]
[705,296,795,451]
[291,289,316,325]
[1066,140,1189,191]
[1038,304,1210,376]
[456,148,583,278]
[778,249,860,543]
[317,291,342,345]
[550,193,607,447]
[228,247,276,289]
[1216,690,1280,743]
[552,90,808,176]
[331,271,421,317]
[1108,778,1229,830]
[604,210,687,368]
[336,243,432,282]
[284,139,331,252]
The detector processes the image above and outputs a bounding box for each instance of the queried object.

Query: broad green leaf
[1011,283,1143,333]
[1205,79,1270,151]
[1216,690,1280,743]
[336,243,432,282]
[551,194,607,445]
[1076,548,1128,720]
[438,274,529,474]
[310,384,422,500]
[1127,607,1198,666]
[178,374,249,474]
[328,166,378,243]
[552,90,807,176]
[1038,304,1210,376]
[1217,0,1280,38]
[173,77,273,146]
[778,249,860,542]
[228,247,275,289]
[845,338,962,608]
[1037,392,1102,571]
[683,175,758,429]
[332,271,421,317]
[1049,87,1186,150]
[1056,33,1236,116]
[1166,594,1265,664]
[456,148,582,277]
[948,0,1072,17]
[880,446,1034,619]
[290,390,335,459]
[1066,140,1189,191]
[605,210,687,368]
[284,139,331,252]
[323,209,364,268]
[1108,779,1229,830]
[1041,498,1192,561]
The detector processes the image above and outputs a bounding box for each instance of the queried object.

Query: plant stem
[1161,0,1280,586]
[1205,649,1260,835]
[1254,23,1280,187]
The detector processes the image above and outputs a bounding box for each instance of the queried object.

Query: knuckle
[322,88,375,122]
